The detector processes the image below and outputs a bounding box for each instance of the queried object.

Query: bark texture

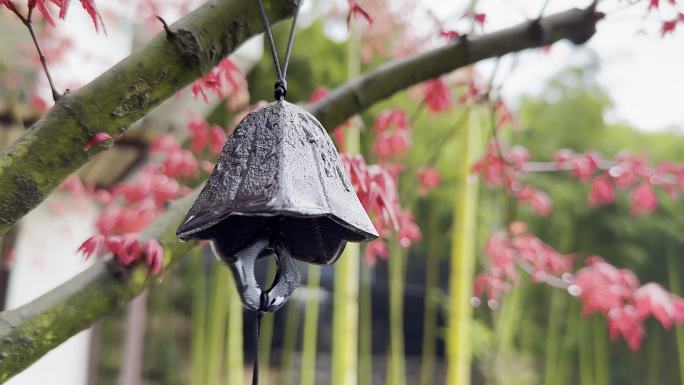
[0,5,602,382]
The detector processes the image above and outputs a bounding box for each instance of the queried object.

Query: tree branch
[0,5,603,381]
[309,5,603,129]
[0,192,198,382]
[0,0,298,236]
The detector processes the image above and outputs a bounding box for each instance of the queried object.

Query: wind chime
[176,0,378,383]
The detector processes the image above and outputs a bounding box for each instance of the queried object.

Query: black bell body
[177,100,378,267]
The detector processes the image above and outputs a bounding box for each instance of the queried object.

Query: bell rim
[176,209,379,242]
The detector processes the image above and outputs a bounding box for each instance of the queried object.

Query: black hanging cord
[256,0,303,101]
[252,311,263,385]
[281,0,302,80]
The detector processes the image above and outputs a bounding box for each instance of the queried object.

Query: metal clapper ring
[223,237,301,313]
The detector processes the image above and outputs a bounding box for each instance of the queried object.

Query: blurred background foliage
[93,20,684,385]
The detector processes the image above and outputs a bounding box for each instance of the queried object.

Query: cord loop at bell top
[257,0,302,101]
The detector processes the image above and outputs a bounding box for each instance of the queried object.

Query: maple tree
[0,0,682,384]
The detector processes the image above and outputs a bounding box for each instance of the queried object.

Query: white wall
[5,194,98,385]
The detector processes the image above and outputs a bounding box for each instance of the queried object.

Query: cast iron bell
[177,100,378,312]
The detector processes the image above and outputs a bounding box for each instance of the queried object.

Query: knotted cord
[256,0,303,101]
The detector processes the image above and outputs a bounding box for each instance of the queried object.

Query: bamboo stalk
[592,315,609,385]
[331,30,362,385]
[578,314,594,385]
[225,273,244,385]
[446,108,481,385]
[301,265,322,385]
[280,300,301,385]
[420,208,440,385]
[553,225,574,385]
[543,290,562,385]
[387,239,407,385]
[331,242,360,385]
[495,278,523,353]
[205,267,229,385]
[358,263,373,385]
[646,325,660,385]
[543,225,574,385]
[190,250,208,385]
[558,300,579,385]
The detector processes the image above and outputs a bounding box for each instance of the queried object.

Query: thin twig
[8,6,27,24]
[409,101,425,123]
[522,160,613,173]
[425,108,469,167]
[538,0,552,18]
[483,58,517,170]
[517,257,572,290]
[25,21,61,101]
[9,7,61,101]
[156,16,175,39]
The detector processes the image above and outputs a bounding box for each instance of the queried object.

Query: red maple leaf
[0,0,16,11]
[161,148,199,179]
[440,29,460,40]
[310,87,329,103]
[363,239,388,266]
[661,20,678,36]
[588,173,615,207]
[374,109,409,133]
[630,182,658,215]
[78,234,106,259]
[634,283,684,328]
[346,0,372,26]
[191,58,245,103]
[208,125,227,155]
[423,78,452,112]
[607,305,645,350]
[417,167,442,193]
[49,0,68,19]
[142,239,164,275]
[84,132,113,151]
[79,0,105,32]
[397,209,421,247]
[187,119,210,154]
[516,187,552,217]
[29,0,56,26]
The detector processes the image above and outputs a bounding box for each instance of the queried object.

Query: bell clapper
[214,233,301,314]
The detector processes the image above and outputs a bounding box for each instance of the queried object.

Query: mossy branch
[0,5,602,382]
[0,190,199,383]
[0,0,298,236]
